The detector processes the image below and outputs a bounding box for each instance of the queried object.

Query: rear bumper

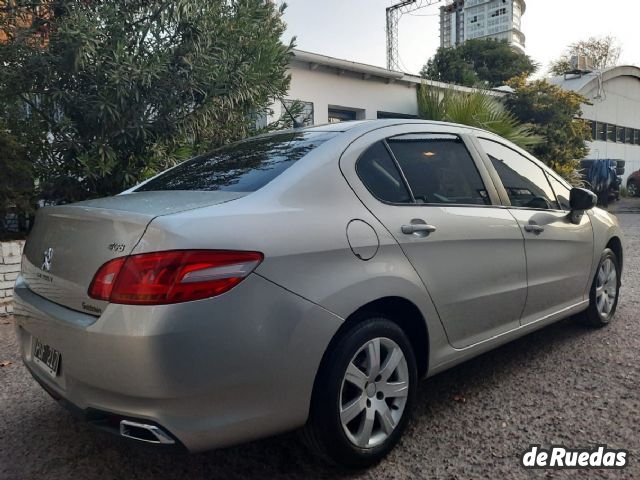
[13,274,343,452]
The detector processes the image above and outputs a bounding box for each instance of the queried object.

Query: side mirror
[570,187,597,211]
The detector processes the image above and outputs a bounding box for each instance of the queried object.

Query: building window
[328,108,358,123]
[377,111,419,119]
[282,99,314,127]
[491,7,507,17]
[625,127,633,144]
[591,121,640,144]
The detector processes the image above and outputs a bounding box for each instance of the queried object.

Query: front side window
[137,131,337,192]
[479,139,559,210]
[387,134,490,205]
[547,174,572,211]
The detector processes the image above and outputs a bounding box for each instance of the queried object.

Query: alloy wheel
[628,182,638,197]
[339,337,409,449]
[595,257,618,318]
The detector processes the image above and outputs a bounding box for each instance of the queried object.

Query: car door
[340,125,528,349]
[476,137,594,324]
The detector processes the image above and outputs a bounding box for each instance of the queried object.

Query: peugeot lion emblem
[42,248,54,272]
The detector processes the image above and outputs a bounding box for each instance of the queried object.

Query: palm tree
[417,84,541,150]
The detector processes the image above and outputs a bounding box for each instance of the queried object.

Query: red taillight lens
[88,250,263,305]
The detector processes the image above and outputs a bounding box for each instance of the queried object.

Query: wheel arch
[606,236,623,274]
[317,296,430,381]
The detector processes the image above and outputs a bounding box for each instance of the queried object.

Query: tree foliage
[0,119,34,226]
[549,35,621,75]
[504,75,591,183]
[421,39,537,88]
[0,0,293,202]
[417,85,540,150]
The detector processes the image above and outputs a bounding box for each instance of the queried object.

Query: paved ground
[1,199,639,480]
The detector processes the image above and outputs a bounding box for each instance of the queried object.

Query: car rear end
[13,129,349,451]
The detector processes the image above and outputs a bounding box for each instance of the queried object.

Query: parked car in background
[627,169,640,197]
[14,120,623,468]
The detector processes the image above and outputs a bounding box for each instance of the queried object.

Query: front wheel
[303,317,417,468]
[582,248,620,327]
[628,181,638,197]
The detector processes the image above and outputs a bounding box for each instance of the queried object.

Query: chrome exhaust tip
[119,420,175,445]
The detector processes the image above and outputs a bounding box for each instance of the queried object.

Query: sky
[281,0,640,76]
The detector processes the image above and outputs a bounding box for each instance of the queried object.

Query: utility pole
[386,0,442,71]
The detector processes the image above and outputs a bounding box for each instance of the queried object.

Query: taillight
[88,250,263,305]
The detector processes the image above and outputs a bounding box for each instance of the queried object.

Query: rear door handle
[401,223,437,235]
[524,224,545,234]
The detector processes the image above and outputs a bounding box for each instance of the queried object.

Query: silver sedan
[14,120,623,468]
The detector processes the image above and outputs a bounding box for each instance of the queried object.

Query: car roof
[303,119,489,134]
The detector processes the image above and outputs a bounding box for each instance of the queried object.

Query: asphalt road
[1,199,639,479]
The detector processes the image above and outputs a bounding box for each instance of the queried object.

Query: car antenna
[278,97,302,129]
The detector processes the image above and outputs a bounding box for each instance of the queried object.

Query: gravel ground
[1,199,639,480]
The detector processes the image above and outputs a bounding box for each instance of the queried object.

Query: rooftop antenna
[386,0,443,71]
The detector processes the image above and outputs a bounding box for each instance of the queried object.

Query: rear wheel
[582,248,620,327]
[303,317,417,468]
[628,181,638,197]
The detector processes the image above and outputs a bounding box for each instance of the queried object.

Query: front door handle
[524,224,545,234]
[401,222,437,235]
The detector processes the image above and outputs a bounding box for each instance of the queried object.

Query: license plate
[33,338,61,378]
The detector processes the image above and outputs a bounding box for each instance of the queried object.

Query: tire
[628,181,639,197]
[581,248,621,327]
[617,167,625,176]
[303,317,417,469]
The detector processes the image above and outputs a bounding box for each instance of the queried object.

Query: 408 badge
[522,445,628,469]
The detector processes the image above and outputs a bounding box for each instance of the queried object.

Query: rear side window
[387,134,490,205]
[479,139,559,210]
[137,131,338,192]
[356,142,412,203]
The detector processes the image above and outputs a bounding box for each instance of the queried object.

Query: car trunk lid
[21,191,245,315]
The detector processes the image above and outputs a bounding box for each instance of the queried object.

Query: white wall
[582,75,640,183]
[279,63,420,125]
[0,241,23,316]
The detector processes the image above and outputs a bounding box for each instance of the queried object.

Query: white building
[270,49,501,127]
[440,0,526,53]
[274,51,640,185]
[550,66,640,183]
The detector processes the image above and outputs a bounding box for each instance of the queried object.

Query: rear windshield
[137,131,338,192]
